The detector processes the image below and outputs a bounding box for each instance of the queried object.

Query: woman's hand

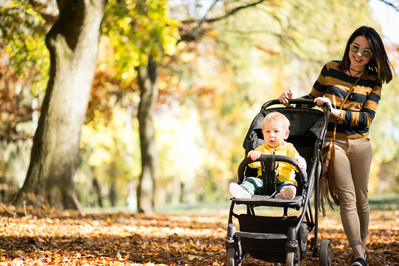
[313,97,342,120]
[278,90,293,106]
[313,97,332,113]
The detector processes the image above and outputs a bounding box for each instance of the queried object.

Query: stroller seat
[234,151,309,210]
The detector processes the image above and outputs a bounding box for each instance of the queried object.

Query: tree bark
[13,0,107,211]
[136,56,159,214]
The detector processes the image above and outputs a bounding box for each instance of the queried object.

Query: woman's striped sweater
[304,60,381,139]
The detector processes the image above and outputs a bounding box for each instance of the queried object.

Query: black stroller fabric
[244,107,326,161]
[240,104,328,194]
[239,214,299,262]
[260,154,277,195]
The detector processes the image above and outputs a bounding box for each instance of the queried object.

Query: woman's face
[348,36,372,70]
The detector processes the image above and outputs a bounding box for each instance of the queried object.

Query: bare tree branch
[194,0,220,30]
[378,0,399,12]
[178,0,267,43]
[181,0,266,24]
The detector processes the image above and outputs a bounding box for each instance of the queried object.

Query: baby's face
[262,122,289,149]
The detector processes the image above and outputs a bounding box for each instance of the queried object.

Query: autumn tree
[100,0,180,214]
[99,0,277,213]
[13,0,107,211]
[3,0,398,213]
[0,1,50,197]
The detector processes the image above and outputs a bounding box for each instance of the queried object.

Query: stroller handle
[237,154,308,184]
[261,99,332,114]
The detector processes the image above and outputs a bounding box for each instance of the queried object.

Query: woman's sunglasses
[349,44,372,58]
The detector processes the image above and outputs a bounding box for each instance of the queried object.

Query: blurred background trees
[1,0,398,213]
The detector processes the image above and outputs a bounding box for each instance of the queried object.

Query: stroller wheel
[286,250,300,266]
[227,246,244,266]
[298,223,309,259]
[319,239,332,266]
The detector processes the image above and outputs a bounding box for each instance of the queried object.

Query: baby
[229,112,306,200]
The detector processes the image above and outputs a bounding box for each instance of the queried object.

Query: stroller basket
[238,214,299,262]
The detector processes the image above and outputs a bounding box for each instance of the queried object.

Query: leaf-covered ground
[0,206,398,265]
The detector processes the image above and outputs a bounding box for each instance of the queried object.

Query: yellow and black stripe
[304,60,381,139]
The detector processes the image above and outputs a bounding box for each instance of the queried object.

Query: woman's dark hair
[338,26,394,84]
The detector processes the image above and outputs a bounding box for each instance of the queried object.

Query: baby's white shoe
[229,183,251,198]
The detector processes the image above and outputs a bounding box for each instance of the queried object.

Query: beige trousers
[328,137,372,247]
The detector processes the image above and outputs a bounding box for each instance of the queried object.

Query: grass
[83,193,399,216]
[368,193,399,209]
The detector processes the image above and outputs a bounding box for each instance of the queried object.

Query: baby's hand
[250,151,262,161]
[297,156,307,170]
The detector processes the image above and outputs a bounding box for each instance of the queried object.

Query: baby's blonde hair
[262,112,290,131]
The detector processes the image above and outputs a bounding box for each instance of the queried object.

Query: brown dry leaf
[0,207,397,265]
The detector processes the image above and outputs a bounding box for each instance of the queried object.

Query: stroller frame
[225,99,332,266]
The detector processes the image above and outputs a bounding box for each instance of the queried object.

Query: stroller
[225,99,332,266]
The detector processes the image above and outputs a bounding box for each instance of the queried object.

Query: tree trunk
[92,178,103,207]
[136,56,159,214]
[13,0,106,211]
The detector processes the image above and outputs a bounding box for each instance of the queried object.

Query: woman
[279,26,394,266]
